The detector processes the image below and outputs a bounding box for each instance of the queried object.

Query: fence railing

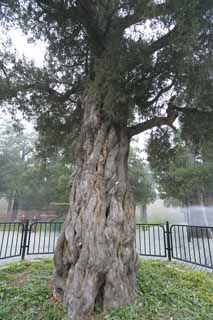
[135,224,166,257]
[170,224,213,269]
[27,222,63,255]
[0,222,24,260]
[0,220,212,270]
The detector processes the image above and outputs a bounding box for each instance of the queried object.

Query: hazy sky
[0,29,44,132]
[8,29,46,66]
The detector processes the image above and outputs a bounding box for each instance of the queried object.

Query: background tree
[147,129,213,226]
[18,155,72,212]
[129,147,156,222]
[0,123,152,219]
[0,121,34,219]
[181,111,213,218]
[0,122,72,218]
[0,1,213,319]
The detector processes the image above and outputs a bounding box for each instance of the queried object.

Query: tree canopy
[0,0,212,150]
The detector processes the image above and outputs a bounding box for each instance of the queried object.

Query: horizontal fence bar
[0,222,24,260]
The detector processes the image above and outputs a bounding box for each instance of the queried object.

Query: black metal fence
[0,221,63,260]
[170,224,213,269]
[135,224,166,257]
[27,222,63,255]
[0,220,212,270]
[0,222,24,259]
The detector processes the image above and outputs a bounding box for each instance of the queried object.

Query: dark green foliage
[147,129,213,205]
[18,156,72,210]
[0,1,212,151]
[0,122,34,197]
[0,122,72,210]
[128,147,156,205]
[180,111,213,162]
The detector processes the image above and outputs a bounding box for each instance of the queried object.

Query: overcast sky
[8,29,46,66]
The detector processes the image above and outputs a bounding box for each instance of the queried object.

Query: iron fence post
[21,219,29,260]
[166,221,172,262]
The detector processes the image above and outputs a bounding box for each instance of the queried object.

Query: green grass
[0,259,212,320]
[0,259,66,320]
[107,262,213,320]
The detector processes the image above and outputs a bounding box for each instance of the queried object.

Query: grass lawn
[0,259,212,320]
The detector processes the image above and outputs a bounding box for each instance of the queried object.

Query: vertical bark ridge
[54,95,138,320]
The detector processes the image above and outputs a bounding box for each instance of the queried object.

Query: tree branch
[77,1,105,56]
[172,105,213,114]
[128,109,178,138]
[114,2,170,31]
[0,61,9,82]
[147,82,174,106]
[145,26,178,55]
[35,0,105,56]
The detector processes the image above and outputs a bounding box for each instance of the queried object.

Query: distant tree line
[0,122,155,220]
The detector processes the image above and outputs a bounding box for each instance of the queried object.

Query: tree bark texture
[54,95,138,320]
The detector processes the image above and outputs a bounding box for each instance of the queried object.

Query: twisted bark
[53,95,138,320]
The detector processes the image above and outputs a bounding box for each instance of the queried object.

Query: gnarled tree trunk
[54,95,138,320]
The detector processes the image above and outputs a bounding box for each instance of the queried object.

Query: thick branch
[145,26,178,55]
[128,109,178,138]
[114,2,170,31]
[77,1,105,56]
[147,82,174,106]
[0,78,82,106]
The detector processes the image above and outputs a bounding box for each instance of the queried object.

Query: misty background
[0,28,212,228]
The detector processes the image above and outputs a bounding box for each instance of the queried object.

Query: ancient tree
[0,1,213,319]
